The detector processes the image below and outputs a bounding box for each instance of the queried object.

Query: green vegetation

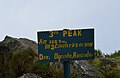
[0,48,120,78]
[10,48,35,77]
[89,50,120,78]
[0,48,74,78]
[0,48,56,78]
[110,50,120,63]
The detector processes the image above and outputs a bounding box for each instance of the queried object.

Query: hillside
[0,36,120,78]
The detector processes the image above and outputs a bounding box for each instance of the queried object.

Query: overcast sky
[0,0,120,54]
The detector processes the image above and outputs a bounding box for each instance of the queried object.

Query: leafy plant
[9,48,35,78]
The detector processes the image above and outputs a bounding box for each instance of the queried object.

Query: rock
[100,58,120,72]
[1,36,38,53]
[100,58,117,67]
[0,43,10,54]
[71,60,102,78]
[18,38,38,53]
[0,36,38,78]
[18,73,42,78]
[50,60,102,78]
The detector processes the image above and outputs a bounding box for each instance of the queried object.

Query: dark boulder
[1,36,38,53]
[100,58,118,67]
[0,36,38,78]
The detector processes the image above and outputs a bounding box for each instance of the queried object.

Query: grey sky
[0,0,120,54]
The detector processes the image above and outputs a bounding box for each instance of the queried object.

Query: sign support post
[64,61,70,78]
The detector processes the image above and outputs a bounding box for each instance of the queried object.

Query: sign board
[37,29,94,62]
